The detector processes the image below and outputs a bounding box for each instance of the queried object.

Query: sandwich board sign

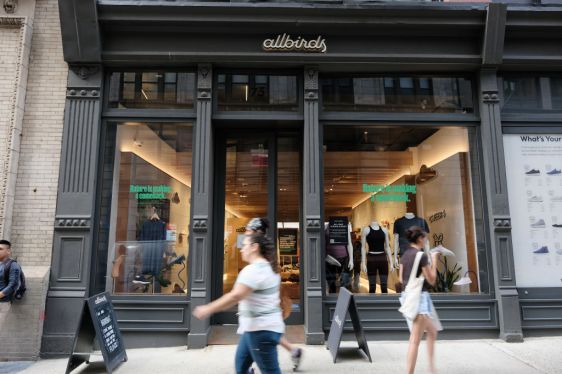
[66,292,127,374]
[326,288,372,363]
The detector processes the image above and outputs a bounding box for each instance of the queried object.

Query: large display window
[95,122,193,295]
[322,125,485,295]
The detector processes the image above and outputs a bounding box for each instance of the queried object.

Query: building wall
[0,0,66,360]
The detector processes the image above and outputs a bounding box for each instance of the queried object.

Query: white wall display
[503,134,562,288]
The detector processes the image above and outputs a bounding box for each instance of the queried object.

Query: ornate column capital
[304,66,319,101]
[197,64,212,101]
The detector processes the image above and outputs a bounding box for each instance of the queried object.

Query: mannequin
[135,206,167,291]
[361,221,393,293]
[393,212,430,266]
[325,222,354,293]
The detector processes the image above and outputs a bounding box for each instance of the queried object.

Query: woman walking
[399,226,442,374]
[245,218,303,371]
[193,233,283,374]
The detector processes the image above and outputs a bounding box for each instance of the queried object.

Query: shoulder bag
[398,251,424,320]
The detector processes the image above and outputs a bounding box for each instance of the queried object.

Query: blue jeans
[235,330,281,374]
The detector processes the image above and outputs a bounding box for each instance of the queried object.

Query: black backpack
[3,259,26,300]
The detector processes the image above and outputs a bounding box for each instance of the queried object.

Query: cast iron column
[41,65,103,356]
[302,66,325,344]
[187,64,214,348]
[478,68,523,342]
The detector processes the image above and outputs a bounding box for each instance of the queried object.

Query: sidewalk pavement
[2,336,562,374]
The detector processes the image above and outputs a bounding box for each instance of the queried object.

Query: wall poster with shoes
[503,133,562,287]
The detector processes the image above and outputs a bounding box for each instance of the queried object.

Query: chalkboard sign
[326,288,371,363]
[66,292,127,374]
[328,217,349,245]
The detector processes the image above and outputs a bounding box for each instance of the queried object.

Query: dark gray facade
[41,0,562,356]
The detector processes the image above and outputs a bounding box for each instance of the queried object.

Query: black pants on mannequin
[326,256,350,293]
[366,253,388,293]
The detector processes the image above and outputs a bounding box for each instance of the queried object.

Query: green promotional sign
[362,183,416,203]
[129,185,171,200]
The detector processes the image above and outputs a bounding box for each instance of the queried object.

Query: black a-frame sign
[66,292,127,374]
[326,288,372,363]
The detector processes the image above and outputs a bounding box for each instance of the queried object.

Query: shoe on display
[325,255,341,267]
[556,250,562,255]
[530,219,546,228]
[547,169,561,175]
[533,246,549,254]
[132,275,150,285]
[526,169,540,175]
[528,195,543,202]
[291,348,303,372]
[551,196,562,202]
[553,224,562,228]
[168,254,186,265]
[430,245,455,257]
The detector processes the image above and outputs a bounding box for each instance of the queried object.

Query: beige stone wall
[11,0,66,267]
[0,0,66,360]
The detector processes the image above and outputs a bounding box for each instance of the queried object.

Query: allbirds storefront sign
[262,34,327,53]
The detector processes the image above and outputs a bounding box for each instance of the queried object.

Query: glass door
[212,131,303,324]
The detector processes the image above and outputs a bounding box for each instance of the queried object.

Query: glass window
[216,73,299,111]
[501,77,541,112]
[108,71,196,109]
[321,76,474,114]
[551,78,562,110]
[94,122,193,295]
[323,126,484,296]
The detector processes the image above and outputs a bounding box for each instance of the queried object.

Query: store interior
[108,122,192,295]
[324,126,480,295]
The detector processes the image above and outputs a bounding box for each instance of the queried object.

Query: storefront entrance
[212,129,304,325]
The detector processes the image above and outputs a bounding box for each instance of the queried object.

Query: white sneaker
[325,255,341,267]
[531,219,546,228]
[291,348,303,371]
[528,195,543,202]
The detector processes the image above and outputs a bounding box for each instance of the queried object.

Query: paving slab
[4,337,562,374]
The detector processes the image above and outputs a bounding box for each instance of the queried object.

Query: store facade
[42,0,562,355]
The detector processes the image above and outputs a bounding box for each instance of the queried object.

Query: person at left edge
[0,240,21,303]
